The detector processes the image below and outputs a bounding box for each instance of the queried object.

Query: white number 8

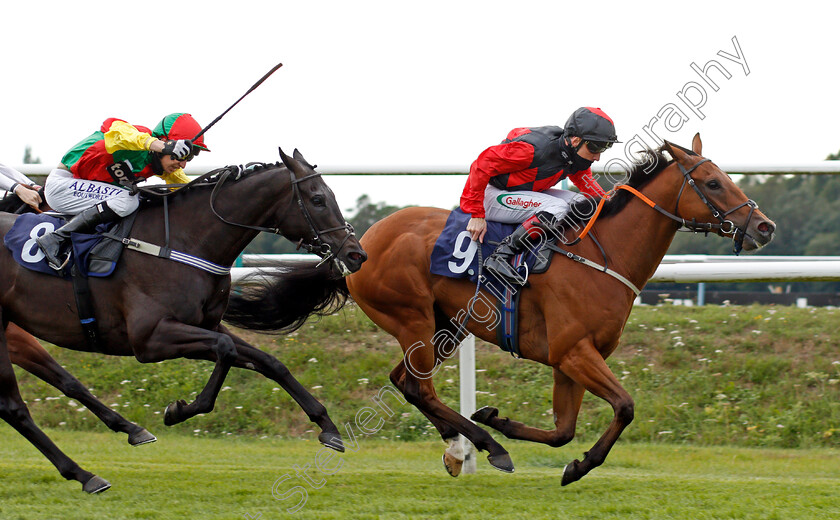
[21,222,54,264]
[448,230,477,274]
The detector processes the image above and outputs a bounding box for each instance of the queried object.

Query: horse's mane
[0,190,50,214]
[138,162,280,207]
[562,145,688,228]
[0,193,30,214]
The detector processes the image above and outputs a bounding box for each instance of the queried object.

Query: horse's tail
[223,260,349,334]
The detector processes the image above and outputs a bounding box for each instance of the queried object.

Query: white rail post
[459,334,477,474]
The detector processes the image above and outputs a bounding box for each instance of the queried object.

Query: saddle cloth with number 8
[3,213,115,278]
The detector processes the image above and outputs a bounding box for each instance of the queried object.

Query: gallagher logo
[497,194,543,210]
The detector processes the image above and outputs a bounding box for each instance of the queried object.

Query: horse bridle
[670,157,758,254]
[287,169,356,274]
[609,157,758,254]
[208,164,356,275]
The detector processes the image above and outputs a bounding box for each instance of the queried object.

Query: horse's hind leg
[6,323,155,446]
[389,361,465,477]
[0,314,110,493]
[220,325,345,452]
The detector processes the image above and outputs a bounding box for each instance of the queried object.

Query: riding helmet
[563,107,620,143]
[153,113,211,151]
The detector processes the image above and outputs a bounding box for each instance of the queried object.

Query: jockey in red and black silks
[461,106,620,285]
[37,113,210,270]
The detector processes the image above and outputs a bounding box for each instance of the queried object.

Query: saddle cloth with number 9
[430,208,548,285]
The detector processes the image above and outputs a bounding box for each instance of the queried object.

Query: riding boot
[36,203,120,270]
[483,223,544,286]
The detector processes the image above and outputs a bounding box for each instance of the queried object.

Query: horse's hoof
[128,428,157,446]
[487,453,515,473]
[561,459,581,486]
[471,406,499,424]
[443,452,463,477]
[319,432,345,453]
[164,400,187,426]
[82,475,111,494]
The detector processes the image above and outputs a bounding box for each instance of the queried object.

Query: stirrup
[484,256,528,285]
[47,251,72,271]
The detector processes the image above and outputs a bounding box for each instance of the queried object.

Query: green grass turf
[0,428,837,520]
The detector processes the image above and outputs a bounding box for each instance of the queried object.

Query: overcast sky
[2,1,837,210]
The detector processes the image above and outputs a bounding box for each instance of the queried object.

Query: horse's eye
[311,195,326,207]
[707,180,721,190]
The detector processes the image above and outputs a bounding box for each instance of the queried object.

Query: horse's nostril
[758,221,775,235]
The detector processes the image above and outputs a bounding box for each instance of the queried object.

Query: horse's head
[663,134,775,253]
[277,148,367,276]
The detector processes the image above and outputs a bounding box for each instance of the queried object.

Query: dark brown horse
[0,187,157,447]
[342,135,775,484]
[0,149,366,492]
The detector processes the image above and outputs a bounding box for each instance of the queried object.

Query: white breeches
[483,184,588,224]
[44,168,139,216]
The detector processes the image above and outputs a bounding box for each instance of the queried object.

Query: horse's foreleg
[555,339,634,486]
[219,325,344,452]
[471,367,584,448]
[133,318,237,426]
[0,314,110,493]
[6,323,155,446]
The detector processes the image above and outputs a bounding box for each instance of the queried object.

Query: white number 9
[448,230,477,274]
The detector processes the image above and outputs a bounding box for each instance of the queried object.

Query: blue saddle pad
[430,209,541,291]
[430,209,535,357]
[3,213,113,278]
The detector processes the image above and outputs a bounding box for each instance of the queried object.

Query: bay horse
[0,149,366,492]
[343,135,775,484]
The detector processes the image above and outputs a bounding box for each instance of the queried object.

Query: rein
[288,170,356,268]
[538,155,760,295]
[207,164,355,271]
[132,163,355,274]
[576,157,758,254]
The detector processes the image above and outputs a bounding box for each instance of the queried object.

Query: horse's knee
[0,398,31,424]
[547,428,575,448]
[215,336,237,363]
[616,398,634,425]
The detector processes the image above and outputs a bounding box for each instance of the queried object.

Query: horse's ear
[278,147,293,169]
[663,140,696,165]
[662,140,681,163]
[692,133,702,155]
[292,149,317,170]
[279,147,317,174]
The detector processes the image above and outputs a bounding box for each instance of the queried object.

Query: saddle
[3,212,136,278]
[430,209,560,358]
[3,212,138,352]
